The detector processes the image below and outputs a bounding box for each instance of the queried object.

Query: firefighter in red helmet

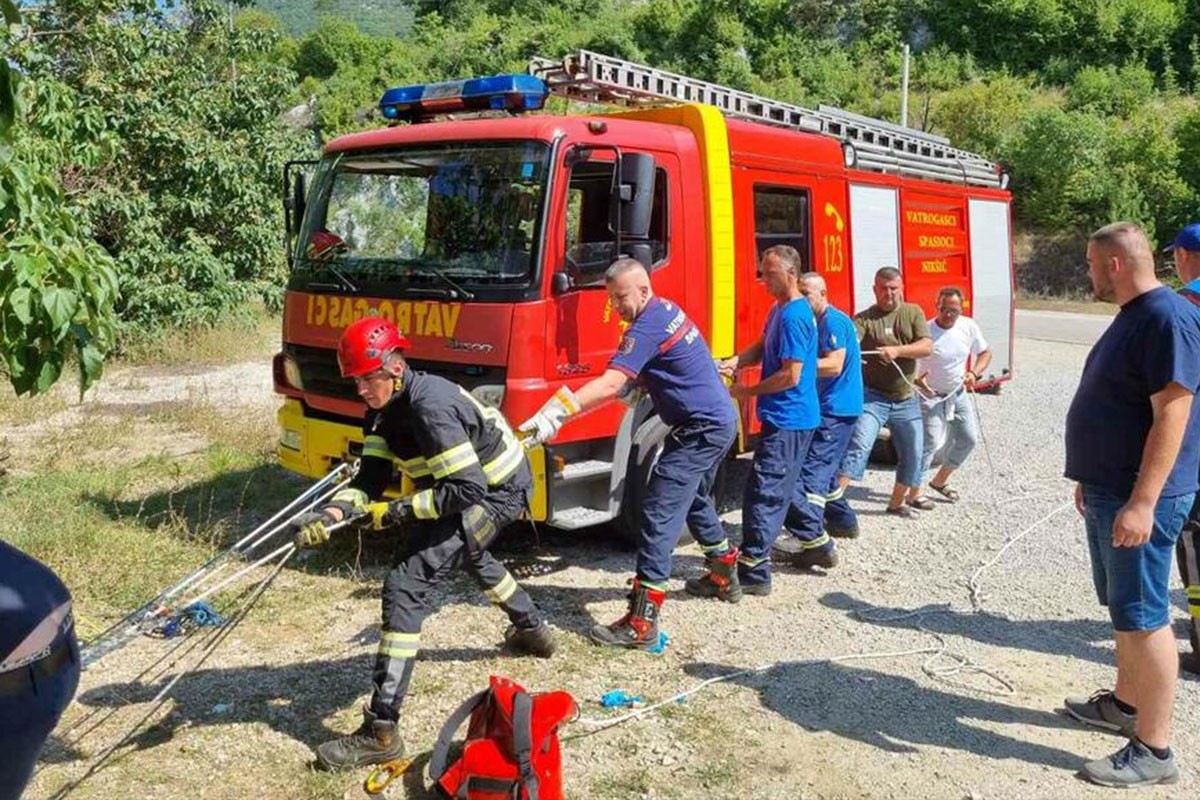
[289,315,556,771]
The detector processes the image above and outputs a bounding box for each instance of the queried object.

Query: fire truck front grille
[286,344,507,401]
[288,344,358,402]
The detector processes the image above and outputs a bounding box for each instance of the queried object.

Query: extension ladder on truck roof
[529,50,1005,189]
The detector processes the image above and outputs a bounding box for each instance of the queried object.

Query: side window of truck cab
[564,159,669,287]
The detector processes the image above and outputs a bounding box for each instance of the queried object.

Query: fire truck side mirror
[551,271,573,294]
[613,152,656,240]
[283,159,319,261]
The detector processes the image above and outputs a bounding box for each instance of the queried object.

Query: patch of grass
[118,305,280,367]
[0,380,69,427]
[591,768,656,799]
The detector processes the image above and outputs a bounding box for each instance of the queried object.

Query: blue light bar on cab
[379,74,548,121]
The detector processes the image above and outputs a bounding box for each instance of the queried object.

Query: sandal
[906,496,935,511]
[928,483,960,503]
[885,504,918,518]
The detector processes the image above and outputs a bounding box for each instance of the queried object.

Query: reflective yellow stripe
[379,630,420,658]
[331,488,369,510]
[484,572,518,604]
[483,439,524,484]
[801,533,832,550]
[362,435,394,460]
[412,489,438,519]
[699,539,730,554]
[805,492,827,507]
[825,485,845,502]
[398,456,431,478]
[1187,586,1200,599]
[458,388,528,486]
[428,441,480,479]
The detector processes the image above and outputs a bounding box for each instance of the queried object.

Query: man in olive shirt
[825,267,933,534]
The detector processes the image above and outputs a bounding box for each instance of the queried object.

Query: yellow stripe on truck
[612,103,736,357]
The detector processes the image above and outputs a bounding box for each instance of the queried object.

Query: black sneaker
[503,620,557,658]
[316,711,405,771]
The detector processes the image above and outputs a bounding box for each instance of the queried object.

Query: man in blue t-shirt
[520,258,737,649]
[1061,223,1200,788]
[692,245,818,595]
[770,272,863,571]
[1,541,80,800]
[1166,221,1200,676]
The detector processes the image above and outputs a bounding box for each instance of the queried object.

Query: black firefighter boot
[504,619,558,657]
[315,706,406,771]
[684,548,743,603]
[589,578,665,649]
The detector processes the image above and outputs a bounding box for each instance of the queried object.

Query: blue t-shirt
[756,298,819,430]
[816,306,863,418]
[1065,286,1200,497]
[609,297,736,428]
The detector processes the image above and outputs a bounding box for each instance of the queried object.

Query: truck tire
[612,400,681,548]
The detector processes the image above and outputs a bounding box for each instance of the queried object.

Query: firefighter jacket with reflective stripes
[349,369,527,521]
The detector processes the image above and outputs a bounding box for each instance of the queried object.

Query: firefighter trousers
[369,471,540,722]
[739,424,816,587]
[782,414,858,551]
[1179,507,1200,655]
[637,418,737,586]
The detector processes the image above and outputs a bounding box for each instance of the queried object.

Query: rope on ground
[48,547,295,800]
[568,492,1075,738]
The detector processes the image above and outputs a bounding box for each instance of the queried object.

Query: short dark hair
[762,245,803,275]
[874,266,901,282]
[938,286,964,301]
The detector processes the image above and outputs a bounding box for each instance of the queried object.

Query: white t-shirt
[919,316,989,395]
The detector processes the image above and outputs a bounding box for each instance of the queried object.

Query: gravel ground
[28,336,1200,800]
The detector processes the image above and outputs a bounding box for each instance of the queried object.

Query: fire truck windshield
[294,142,549,297]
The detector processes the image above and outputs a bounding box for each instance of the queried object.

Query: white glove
[519,386,581,445]
[616,379,645,408]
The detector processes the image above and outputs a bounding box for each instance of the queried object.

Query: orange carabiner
[364,757,413,795]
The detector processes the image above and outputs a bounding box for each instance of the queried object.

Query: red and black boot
[589,578,664,649]
[684,548,743,603]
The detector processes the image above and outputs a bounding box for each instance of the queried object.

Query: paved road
[1015,308,1113,345]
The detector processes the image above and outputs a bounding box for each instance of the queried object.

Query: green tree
[1,3,119,396]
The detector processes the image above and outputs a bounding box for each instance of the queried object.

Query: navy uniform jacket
[349,369,528,520]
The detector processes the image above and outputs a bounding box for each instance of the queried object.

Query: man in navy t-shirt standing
[520,258,737,649]
[1,541,81,800]
[696,245,819,595]
[770,271,863,570]
[1165,221,1200,675]
[1061,222,1200,788]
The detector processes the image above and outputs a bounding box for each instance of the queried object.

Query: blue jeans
[637,418,738,585]
[739,424,816,585]
[840,389,924,488]
[1081,484,1194,632]
[0,633,80,800]
[920,389,978,475]
[783,414,857,550]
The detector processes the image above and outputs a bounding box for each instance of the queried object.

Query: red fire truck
[275,51,1014,538]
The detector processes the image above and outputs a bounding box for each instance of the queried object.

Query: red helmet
[338,317,410,378]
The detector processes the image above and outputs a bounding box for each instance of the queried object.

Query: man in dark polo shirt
[520,257,737,649]
[1061,222,1200,788]
[1,541,81,800]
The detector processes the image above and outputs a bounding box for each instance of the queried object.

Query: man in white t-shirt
[909,286,991,505]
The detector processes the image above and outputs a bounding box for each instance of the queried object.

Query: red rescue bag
[429,675,577,800]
